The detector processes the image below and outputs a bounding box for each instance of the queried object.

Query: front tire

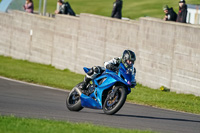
[103,86,127,115]
[66,83,84,111]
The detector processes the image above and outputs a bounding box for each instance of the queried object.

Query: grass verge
[0,56,84,89]
[0,55,200,114]
[0,115,155,133]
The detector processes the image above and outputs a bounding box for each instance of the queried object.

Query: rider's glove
[134,68,136,74]
[106,64,118,72]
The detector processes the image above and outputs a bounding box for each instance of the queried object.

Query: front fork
[109,86,117,99]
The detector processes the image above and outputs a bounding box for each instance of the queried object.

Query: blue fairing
[80,63,134,109]
[80,93,102,109]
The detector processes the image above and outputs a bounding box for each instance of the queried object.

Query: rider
[80,50,137,90]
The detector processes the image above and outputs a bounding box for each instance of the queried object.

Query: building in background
[187,4,200,24]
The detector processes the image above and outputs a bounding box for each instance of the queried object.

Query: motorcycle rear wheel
[66,83,84,111]
[103,86,127,115]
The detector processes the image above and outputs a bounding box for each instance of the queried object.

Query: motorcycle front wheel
[66,82,84,111]
[103,86,127,115]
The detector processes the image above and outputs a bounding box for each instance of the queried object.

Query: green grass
[0,55,200,114]
[0,115,155,133]
[127,84,200,114]
[0,56,84,89]
[33,0,200,19]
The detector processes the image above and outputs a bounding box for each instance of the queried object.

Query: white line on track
[0,76,70,92]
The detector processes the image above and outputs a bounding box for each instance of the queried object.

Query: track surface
[0,77,200,133]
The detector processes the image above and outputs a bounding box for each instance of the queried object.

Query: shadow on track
[115,114,200,123]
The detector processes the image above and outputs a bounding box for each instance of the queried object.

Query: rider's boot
[79,76,91,91]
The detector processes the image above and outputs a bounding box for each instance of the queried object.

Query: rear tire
[103,86,127,115]
[66,83,84,111]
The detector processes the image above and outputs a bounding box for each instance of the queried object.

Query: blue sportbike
[66,63,136,115]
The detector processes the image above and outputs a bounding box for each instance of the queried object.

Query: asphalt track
[0,77,200,133]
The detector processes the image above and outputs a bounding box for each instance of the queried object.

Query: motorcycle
[66,63,136,115]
